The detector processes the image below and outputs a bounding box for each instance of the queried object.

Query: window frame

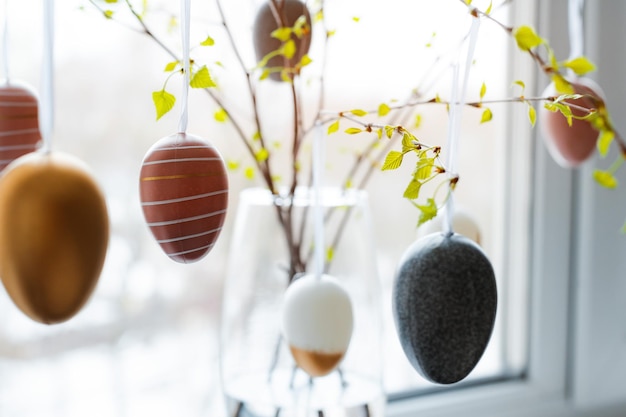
[388,1,626,416]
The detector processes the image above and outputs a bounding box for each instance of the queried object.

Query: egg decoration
[0,152,109,324]
[282,274,353,377]
[139,132,228,263]
[393,232,497,384]
[0,81,42,171]
[253,0,312,81]
[418,208,482,245]
[539,77,604,167]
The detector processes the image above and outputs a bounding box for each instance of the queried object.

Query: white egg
[418,207,482,245]
[281,274,353,377]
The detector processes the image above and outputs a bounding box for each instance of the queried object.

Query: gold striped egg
[0,152,109,324]
[139,133,229,263]
[0,82,42,171]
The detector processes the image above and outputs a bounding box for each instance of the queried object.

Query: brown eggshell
[0,81,42,171]
[0,152,109,324]
[139,133,228,263]
[253,0,312,81]
[539,77,604,167]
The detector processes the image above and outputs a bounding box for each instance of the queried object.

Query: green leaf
[593,169,618,189]
[299,54,312,67]
[200,35,215,46]
[552,74,575,94]
[252,131,261,141]
[226,159,240,170]
[514,80,526,94]
[244,166,255,180]
[385,125,395,139]
[378,103,390,117]
[403,179,422,200]
[271,27,292,42]
[214,108,228,123]
[528,104,537,127]
[255,148,269,162]
[104,9,114,19]
[326,247,334,263]
[164,61,178,72]
[480,82,487,100]
[480,108,493,123]
[401,133,414,152]
[485,0,493,14]
[344,127,362,134]
[190,66,217,88]
[281,39,296,59]
[259,69,270,80]
[563,56,596,76]
[415,158,434,180]
[350,109,368,117]
[597,130,615,157]
[414,114,423,129]
[382,150,404,171]
[416,198,438,227]
[152,89,176,120]
[513,25,544,51]
[352,16,360,22]
[328,119,340,135]
[105,0,118,3]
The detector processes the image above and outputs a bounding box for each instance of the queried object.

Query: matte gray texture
[393,232,497,384]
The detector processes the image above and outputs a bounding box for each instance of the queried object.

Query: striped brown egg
[0,82,41,171]
[139,133,228,263]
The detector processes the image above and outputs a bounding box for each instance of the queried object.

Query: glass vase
[221,187,385,417]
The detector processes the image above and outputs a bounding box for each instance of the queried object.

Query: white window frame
[388,1,626,416]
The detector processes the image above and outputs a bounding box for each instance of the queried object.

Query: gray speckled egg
[392,232,497,384]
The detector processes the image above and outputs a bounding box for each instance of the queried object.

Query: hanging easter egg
[393,232,497,384]
[253,0,312,81]
[418,207,482,245]
[0,81,42,171]
[0,152,109,324]
[139,133,228,263]
[282,274,353,377]
[539,77,604,167]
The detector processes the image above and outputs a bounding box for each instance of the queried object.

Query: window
[1,0,625,416]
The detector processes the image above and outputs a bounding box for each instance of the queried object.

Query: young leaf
[299,54,313,67]
[385,125,395,139]
[315,10,324,22]
[352,16,360,22]
[105,0,118,3]
[326,247,334,263]
[480,82,487,100]
[513,25,544,51]
[485,0,493,14]
[350,109,368,117]
[382,150,404,171]
[226,160,240,170]
[345,127,362,134]
[255,148,269,162]
[252,131,261,141]
[416,198,438,227]
[271,27,292,42]
[403,179,422,200]
[480,108,493,123]
[401,133,415,152]
[378,103,391,117]
[164,61,178,72]
[415,114,423,129]
[328,119,340,135]
[259,69,270,80]
[514,80,526,95]
[152,89,176,120]
[244,166,255,180]
[201,36,215,46]
[563,56,596,76]
[597,130,615,157]
[104,10,114,19]
[415,158,434,180]
[190,66,217,88]
[527,104,537,127]
[281,39,296,59]
[214,108,228,123]
[552,74,575,94]
[593,169,618,189]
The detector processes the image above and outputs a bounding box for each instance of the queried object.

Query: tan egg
[539,77,604,167]
[0,152,109,324]
[0,81,42,171]
[253,0,312,81]
[418,207,482,245]
[282,274,353,377]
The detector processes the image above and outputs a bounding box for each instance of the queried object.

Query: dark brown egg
[139,133,228,263]
[0,152,109,324]
[539,77,603,167]
[0,82,42,171]
[253,0,312,81]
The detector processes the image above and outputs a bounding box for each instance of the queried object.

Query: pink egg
[0,82,42,171]
[139,133,229,263]
[539,77,603,167]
